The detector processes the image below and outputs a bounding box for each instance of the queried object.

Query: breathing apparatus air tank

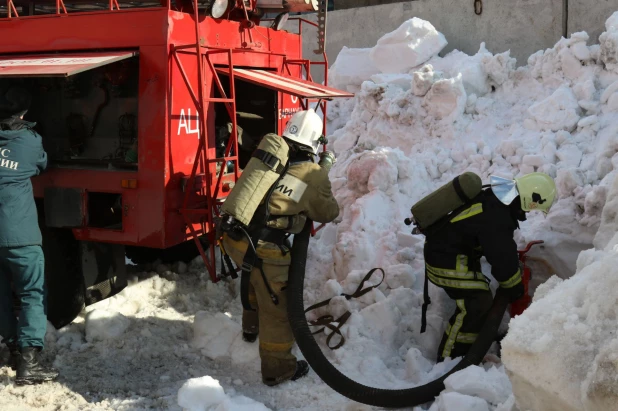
[221,133,289,227]
[409,172,483,232]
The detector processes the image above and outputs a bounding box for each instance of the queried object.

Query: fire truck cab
[0,0,352,328]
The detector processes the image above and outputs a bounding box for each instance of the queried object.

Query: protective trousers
[222,235,297,384]
[0,245,47,349]
[436,287,493,362]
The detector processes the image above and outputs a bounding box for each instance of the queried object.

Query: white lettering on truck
[177,108,200,139]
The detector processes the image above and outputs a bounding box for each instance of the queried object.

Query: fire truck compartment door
[215,68,354,100]
[0,51,137,78]
[44,187,85,228]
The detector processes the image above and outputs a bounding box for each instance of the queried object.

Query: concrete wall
[333,0,403,10]
[296,0,565,83]
[568,0,618,44]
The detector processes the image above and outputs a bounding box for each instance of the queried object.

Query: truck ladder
[174,0,240,283]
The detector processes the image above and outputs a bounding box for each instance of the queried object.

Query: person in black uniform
[423,172,556,362]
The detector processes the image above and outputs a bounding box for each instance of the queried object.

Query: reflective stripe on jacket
[423,189,522,289]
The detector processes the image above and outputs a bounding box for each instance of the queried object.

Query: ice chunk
[594,174,618,249]
[600,12,618,72]
[85,309,130,342]
[423,75,467,121]
[177,376,271,411]
[556,144,583,167]
[405,347,433,383]
[413,64,443,97]
[330,47,380,90]
[384,264,416,289]
[178,376,227,411]
[369,18,447,74]
[429,392,490,411]
[443,365,512,405]
[528,86,581,131]
[482,50,515,86]
[192,312,241,360]
[522,154,545,168]
[370,73,414,90]
[571,42,591,61]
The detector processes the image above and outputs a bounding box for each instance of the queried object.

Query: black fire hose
[287,221,510,408]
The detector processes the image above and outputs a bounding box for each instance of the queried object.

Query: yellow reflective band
[450,203,483,223]
[426,271,490,291]
[260,341,294,352]
[426,264,477,280]
[456,332,478,344]
[499,269,522,288]
[456,254,468,273]
[442,299,467,358]
[445,324,478,344]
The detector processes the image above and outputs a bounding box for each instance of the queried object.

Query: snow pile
[178,376,271,411]
[313,11,618,410]
[427,365,515,411]
[501,173,618,411]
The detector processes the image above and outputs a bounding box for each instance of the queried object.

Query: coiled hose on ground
[287,221,510,408]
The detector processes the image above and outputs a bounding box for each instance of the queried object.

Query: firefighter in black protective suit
[422,172,556,362]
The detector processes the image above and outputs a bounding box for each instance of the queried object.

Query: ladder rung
[207,157,238,163]
[204,98,235,103]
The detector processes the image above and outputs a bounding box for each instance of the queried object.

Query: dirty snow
[3,11,618,411]
[502,173,618,411]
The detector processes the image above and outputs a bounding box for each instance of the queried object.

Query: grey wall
[568,0,618,44]
[293,0,618,84]
[333,0,404,10]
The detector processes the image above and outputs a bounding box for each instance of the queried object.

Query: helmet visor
[490,175,519,206]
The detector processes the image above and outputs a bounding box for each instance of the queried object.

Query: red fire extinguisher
[510,240,544,318]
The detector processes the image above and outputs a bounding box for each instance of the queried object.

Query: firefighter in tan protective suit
[222,109,339,386]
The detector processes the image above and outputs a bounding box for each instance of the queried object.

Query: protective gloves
[318,150,337,172]
[502,281,525,303]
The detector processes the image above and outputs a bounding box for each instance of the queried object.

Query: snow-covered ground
[3,11,618,411]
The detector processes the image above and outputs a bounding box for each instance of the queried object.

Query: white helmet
[282,109,323,154]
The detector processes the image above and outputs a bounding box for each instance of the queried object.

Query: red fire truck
[0,0,352,328]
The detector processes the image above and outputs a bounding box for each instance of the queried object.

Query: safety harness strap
[253,149,286,174]
[304,268,385,350]
[452,175,470,203]
[421,268,431,333]
[240,231,281,311]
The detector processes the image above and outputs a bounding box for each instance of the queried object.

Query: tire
[37,199,85,330]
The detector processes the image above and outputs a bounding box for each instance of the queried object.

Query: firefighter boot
[263,360,309,387]
[243,332,258,343]
[291,360,309,381]
[16,347,59,385]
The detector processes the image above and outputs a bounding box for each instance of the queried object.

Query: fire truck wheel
[37,200,85,329]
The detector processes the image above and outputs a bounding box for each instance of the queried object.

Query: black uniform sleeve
[477,214,522,288]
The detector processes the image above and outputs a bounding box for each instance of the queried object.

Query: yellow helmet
[514,172,556,215]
